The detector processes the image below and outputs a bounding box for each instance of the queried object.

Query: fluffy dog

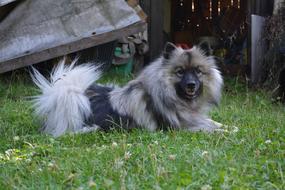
[31,42,223,137]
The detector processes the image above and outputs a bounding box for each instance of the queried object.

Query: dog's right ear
[198,41,212,56]
[163,42,177,60]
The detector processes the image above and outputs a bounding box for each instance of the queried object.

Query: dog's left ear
[163,42,177,60]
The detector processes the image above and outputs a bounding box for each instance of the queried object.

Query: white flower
[26,158,32,163]
[201,184,212,190]
[47,161,58,171]
[124,151,132,160]
[265,140,272,144]
[15,157,22,161]
[13,136,20,141]
[114,159,124,169]
[127,143,132,147]
[232,126,239,133]
[168,154,176,160]
[48,162,55,167]
[5,149,15,156]
[201,151,209,157]
[88,178,96,187]
[111,142,118,148]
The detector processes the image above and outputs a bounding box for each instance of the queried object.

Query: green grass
[0,71,284,190]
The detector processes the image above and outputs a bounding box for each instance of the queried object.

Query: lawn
[0,70,284,190]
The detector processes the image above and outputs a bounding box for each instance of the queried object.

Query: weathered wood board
[0,0,18,7]
[0,0,144,73]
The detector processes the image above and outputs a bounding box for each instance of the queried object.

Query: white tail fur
[31,59,101,137]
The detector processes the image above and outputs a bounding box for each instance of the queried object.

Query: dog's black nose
[186,82,196,90]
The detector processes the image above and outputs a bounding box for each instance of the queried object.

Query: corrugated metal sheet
[0,0,143,72]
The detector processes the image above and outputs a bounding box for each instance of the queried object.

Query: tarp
[0,0,141,63]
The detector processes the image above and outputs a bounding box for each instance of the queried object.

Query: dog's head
[162,42,223,105]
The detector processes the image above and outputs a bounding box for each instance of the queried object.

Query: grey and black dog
[31,42,223,137]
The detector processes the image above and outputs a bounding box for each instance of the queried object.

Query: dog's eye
[196,67,202,75]
[175,67,184,77]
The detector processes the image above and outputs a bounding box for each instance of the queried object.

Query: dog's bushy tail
[31,59,101,137]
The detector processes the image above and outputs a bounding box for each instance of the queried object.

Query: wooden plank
[139,0,164,61]
[149,0,164,60]
[0,0,18,21]
[0,0,18,7]
[139,0,150,15]
[139,0,151,63]
[0,21,147,73]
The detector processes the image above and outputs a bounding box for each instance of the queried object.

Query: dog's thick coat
[32,43,223,137]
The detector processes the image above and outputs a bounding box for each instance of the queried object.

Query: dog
[31,42,223,137]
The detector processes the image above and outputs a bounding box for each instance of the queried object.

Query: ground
[0,71,284,190]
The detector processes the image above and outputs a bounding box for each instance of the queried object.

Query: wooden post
[249,0,274,84]
[139,0,164,61]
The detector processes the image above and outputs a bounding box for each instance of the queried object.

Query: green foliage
[262,4,285,87]
[0,75,284,190]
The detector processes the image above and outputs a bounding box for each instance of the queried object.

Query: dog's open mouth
[185,89,197,99]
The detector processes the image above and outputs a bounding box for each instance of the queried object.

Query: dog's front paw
[187,121,220,132]
[207,119,239,133]
[207,119,226,128]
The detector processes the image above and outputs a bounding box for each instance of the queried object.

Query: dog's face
[162,42,218,102]
[173,63,203,100]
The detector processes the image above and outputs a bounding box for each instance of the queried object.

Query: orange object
[176,43,192,49]
[127,0,147,21]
